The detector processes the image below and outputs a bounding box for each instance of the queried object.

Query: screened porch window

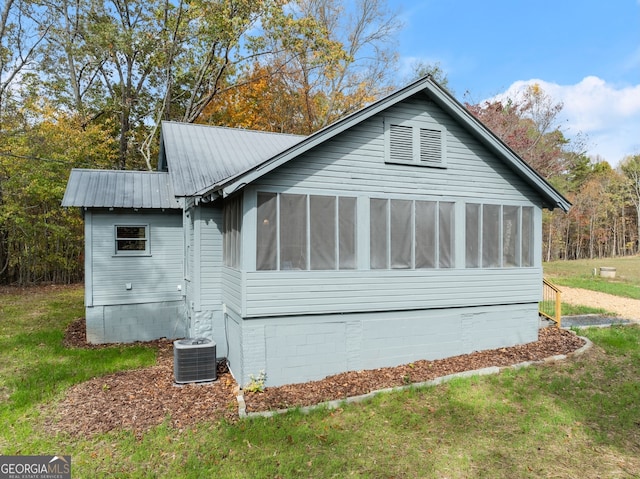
[465,204,534,268]
[223,195,242,268]
[370,198,455,269]
[115,225,148,255]
[256,192,357,271]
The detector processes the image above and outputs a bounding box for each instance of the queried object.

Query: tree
[466,84,570,179]
[620,154,640,249]
[290,0,400,129]
[39,0,282,169]
[203,0,400,134]
[0,0,52,121]
[40,0,107,121]
[0,103,117,283]
[141,0,284,167]
[407,60,450,92]
[1,0,55,280]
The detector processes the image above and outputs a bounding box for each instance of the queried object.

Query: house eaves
[159,121,304,199]
[207,75,570,212]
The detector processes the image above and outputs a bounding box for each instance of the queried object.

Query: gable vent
[174,338,217,384]
[420,128,442,163]
[389,124,413,163]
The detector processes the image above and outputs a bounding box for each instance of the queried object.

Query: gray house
[62,76,570,387]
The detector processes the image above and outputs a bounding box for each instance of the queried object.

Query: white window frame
[464,204,534,269]
[114,224,149,256]
[255,192,358,271]
[370,197,455,270]
[384,117,447,168]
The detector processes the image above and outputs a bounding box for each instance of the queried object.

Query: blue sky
[388,0,640,166]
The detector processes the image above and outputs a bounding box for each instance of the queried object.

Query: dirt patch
[49,318,586,437]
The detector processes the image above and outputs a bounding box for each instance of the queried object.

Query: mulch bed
[50,318,586,437]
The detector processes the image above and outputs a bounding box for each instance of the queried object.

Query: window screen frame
[114,224,149,256]
[223,195,243,269]
[370,197,455,270]
[256,191,358,272]
[464,203,535,269]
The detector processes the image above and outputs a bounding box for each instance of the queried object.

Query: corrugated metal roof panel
[160,121,304,197]
[62,169,181,209]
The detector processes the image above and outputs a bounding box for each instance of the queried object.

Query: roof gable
[160,76,570,212]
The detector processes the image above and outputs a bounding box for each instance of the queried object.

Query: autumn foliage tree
[0,105,117,283]
[467,84,639,261]
[202,0,399,134]
[466,84,569,179]
[0,0,402,284]
[621,155,640,249]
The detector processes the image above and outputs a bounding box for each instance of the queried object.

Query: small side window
[115,225,148,255]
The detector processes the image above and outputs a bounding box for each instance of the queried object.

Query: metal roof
[67,76,569,213]
[159,121,304,197]
[62,169,181,209]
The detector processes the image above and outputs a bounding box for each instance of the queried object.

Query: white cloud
[491,76,640,166]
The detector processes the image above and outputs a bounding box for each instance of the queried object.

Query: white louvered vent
[389,124,414,163]
[419,128,442,163]
[387,120,445,167]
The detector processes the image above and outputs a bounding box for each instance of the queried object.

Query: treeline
[1,0,638,284]
[0,0,400,284]
[545,157,640,261]
[467,85,640,262]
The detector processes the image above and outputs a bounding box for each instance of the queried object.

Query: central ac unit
[173,338,217,384]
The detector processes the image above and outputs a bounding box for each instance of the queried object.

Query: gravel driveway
[559,285,640,322]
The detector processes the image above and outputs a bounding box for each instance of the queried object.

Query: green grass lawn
[544,256,640,300]
[2,284,640,478]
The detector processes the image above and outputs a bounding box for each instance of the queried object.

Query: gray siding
[243,269,541,318]
[253,97,542,204]
[85,209,186,343]
[184,209,195,334]
[237,96,544,319]
[222,267,243,316]
[184,205,226,350]
[151,81,566,387]
[220,97,549,387]
[199,205,223,308]
[88,210,184,306]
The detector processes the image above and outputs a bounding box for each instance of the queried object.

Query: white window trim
[369,197,455,270]
[255,191,358,271]
[464,203,535,269]
[114,224,150,256]
[384,117,447,168]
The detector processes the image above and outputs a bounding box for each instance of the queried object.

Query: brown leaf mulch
[50,318,586,437]
[243,326,586,412]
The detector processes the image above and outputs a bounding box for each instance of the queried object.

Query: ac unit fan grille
[174,338,217,384]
